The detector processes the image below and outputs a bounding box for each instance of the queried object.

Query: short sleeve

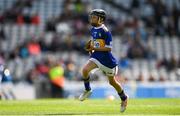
[104,31,112,48]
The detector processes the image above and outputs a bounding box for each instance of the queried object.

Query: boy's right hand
[84,40,92,51]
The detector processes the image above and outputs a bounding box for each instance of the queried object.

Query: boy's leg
[108,76,128,112]
[79,60,98,101]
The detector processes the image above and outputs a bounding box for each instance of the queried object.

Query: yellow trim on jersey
[93,39,105,48]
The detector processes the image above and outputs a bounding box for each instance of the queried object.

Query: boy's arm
[92,47,111,52]
[84,39,92,51]
[87,43,111,52]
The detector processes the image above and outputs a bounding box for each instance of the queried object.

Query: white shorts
[89,58,118,77]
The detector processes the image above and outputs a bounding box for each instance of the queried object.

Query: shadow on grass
[44,113,119,115]
[0,113,120,115]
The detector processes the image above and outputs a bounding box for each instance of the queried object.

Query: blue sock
[83,77,91,91]
[118,90,127,101]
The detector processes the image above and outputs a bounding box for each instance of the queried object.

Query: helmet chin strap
[91,17,103,27]
[97,17,103,26]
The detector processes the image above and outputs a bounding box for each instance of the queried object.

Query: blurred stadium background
[0,0,179,100]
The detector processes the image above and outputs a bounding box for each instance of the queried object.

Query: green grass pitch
[0,98,180,115]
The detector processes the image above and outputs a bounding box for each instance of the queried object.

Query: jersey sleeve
[104,31,112,48]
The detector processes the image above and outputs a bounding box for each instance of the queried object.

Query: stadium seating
[0,0,179,83]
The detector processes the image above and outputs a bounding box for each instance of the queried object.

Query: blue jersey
[90,24,118,68]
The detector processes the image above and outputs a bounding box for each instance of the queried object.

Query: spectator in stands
[0,52,5,65]
[74,0,84,14]
[23,14,31,24]
[136,73,144,82]
[14,0,33,8]
[0,10,4,23]
[19,42,29,58]
[26,69,38,84]
[31,13,40,25]
[0,65,15,100]
[48,59,65,98]
[166,16,177,37]
[9,47,20,60]
[3,8,18,23]
[159,75,166,82]
[27,39,41,56]
[157,56,179,72]
[0,26,6,40]
[64,34,74,51]
[16,14,24,25]
[45,16,56,32]
[167,56,178,71]
[36,61,49,77]
[152,0,168,36]
[39,37,50,52]
[23,0,33,8]
[172,4,179,36]
[64,58,76,80]
[50,34,61,51]
[118,55,130,70]
[127,37,146,59]
[148,74,156,82]
[157,58,168,69]
[131,0,140,9]
[73,18,85,36]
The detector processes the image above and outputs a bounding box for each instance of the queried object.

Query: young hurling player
[79,9,128,112]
